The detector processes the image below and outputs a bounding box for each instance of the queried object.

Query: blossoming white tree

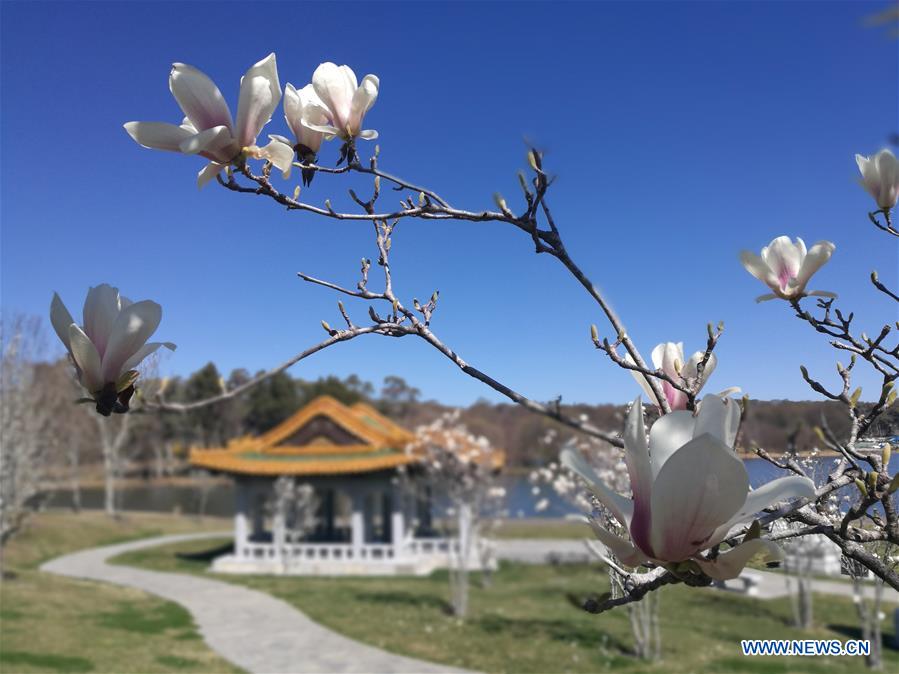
[405,411,506,618]
[48,52,898,626]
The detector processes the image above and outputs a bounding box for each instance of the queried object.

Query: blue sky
[2,1,897,406]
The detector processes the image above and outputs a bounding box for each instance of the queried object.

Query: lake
[46,456,888,519]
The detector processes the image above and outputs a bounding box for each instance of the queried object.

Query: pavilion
[190,395,501,575]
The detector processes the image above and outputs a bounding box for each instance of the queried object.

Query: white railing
[236,537,459,562]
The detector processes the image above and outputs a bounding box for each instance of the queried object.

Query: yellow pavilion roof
[190,396,426,476]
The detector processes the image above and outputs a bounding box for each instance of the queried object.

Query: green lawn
[115,537,898,674]
[0,511,241,674]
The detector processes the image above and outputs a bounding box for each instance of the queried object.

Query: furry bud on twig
[868,471,879,492]
[321,320,333,334]
[849,387,862,408]
[854,478,868,497]
[590,324,599,342]
[293,186,301,200]
[882,443,892,468]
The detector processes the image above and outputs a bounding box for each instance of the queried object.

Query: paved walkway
[495,539,899,603]
[41,533,474,674]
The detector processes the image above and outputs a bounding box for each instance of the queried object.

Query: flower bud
[321,320,332,333]
[854,478,868,497]
[882,443,892,468]
[849,387,862,408]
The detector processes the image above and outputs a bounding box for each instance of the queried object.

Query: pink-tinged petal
[197,162,226,189]
[587,518,648,568]
[664,383,688,411]
[623,398,654,554]
[693,394,741,449]
[647,410,695,478]
[82,284,121,359]
[706,475,816,547]
[236,53,281,147]
[648,433,749,562]
[68,324,103,393]
[793,240,835,291]
[123,122,194,153]
[560,447,633,527]
[762,236,803,291]
[695,539,782,581]
[50,292,76,352]
[169,62,233,132]
[120,341,176,373]
[100,300,161,383]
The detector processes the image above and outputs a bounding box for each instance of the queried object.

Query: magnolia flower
[561,395,815,580]
[301,62,379,147]
[856,149,899,211]
[740,236,836,302]
[627,342,740,411]
[267,82,331,187]
[50,285,175,415]
[124,54,292,188]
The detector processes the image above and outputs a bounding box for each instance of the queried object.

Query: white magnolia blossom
[856,149,899,210]
[124,54,292,187]
[740,236,836,302]
[50,284,174,413]
[283,82,329,154]
[627,342,740,411]
[561,395,816,580]
[301,62,379,142]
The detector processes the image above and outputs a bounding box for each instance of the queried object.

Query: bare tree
[93,412,131,517]
[0,317,52,550]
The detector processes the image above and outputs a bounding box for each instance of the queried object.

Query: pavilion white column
[391,506,404,558]
[234,480,249,559]
[351,493,365,558]
[273,508,286,563]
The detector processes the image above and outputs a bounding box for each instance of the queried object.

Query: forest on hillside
[32,359,899,478]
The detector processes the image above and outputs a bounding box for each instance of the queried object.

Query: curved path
[41,533,474,674]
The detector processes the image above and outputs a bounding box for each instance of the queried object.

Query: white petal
[121,341,176,373]
[69,324,103,393]
[647,410,695,478]
[312,62,356,130]
[197,162,225,189]
[740,250,777,290]
[588,518,647,568]
[560,447,633,527]
[357,129,379,140]
[123,122,194,153]
[623,398,654,554]
[50,292,75,352]
[648,433,749,562]
[169,62,233,132]
[707,475,816,546]
[754,293,780,303]
[100,300,161,383]
[178,125,233,156]
[82,284,121,359]
[250,140,294,178]
[348,74,378,135]
[695,539,782,581]
[236,53,281,147]
[693,394,740,448]
[793,241,835,291]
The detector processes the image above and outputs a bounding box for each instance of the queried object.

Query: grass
[115,537,899,674]
[0,511,241,674]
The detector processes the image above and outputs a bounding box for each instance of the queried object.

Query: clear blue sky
[2,1,897,406]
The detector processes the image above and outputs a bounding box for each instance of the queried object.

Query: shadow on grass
[828,623,899,651]
[96,601,192,634]
[0,651,94,672]
[175,541,233,562]
[475,613,631,655]
[353,590,454,615]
